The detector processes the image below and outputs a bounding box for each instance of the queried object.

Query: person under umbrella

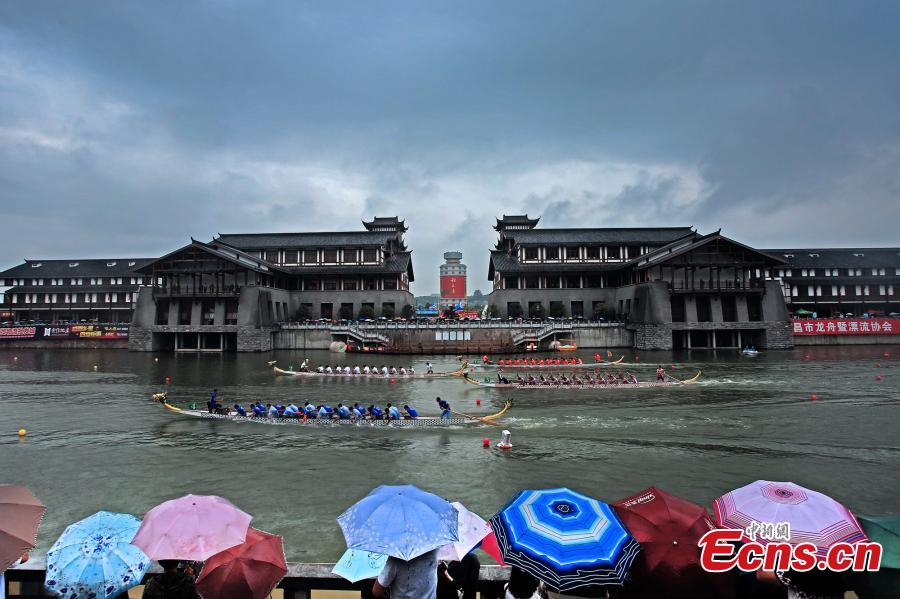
[141,560,201,599]
[337,484,458,599]
[847,515,900,598]
[44,511,150,599]
[490,487,640,595]
[0,485,45,573]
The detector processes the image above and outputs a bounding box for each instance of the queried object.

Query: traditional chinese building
[487,215,793,349]
[128,217,415,351]
[0,258,155,324]
[760,247,900,318]
[439,251,467,309]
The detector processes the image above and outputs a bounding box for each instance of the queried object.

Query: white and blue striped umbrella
[490,488,640,591]
[44,511,149,599]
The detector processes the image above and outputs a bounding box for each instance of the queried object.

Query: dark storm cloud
[1,1,898,291]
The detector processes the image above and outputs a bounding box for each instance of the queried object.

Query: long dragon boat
[462,371,701,389]
[269,361,468,379]
[152,393,510,427]
[479,356,624,369]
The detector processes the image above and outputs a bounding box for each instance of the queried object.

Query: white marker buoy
[497,429,513,449]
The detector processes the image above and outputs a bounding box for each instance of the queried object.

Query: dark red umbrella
[613,487,736,599]
[196,527,287,599]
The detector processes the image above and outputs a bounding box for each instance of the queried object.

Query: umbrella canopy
[44,511,149,599]
[479,530,505,566]
[132,494,252,561]
[331,548,388,583]
[438,502,492,561]
[857,515,900,570]
[713,480,867,561]
[614,487,735,598]
[337,484,458,560]
[0,484,45,573]
[196,527,287,599]
[490,488,640,591]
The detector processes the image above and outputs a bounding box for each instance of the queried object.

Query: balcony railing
[669,280,764,292]
[152,287,240,298]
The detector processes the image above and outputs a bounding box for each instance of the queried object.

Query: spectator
[373,549,438,599]
[141,560,201,599]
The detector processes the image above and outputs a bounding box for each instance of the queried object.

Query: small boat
[741,347,760,357]
[152,393,510,427]
[462,371,701,389]
[549,339,578,351]
[269,361,468,379]
[480,356,624,369]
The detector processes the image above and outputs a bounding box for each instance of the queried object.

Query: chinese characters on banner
[0,324,129,341]
[792,318,899,335]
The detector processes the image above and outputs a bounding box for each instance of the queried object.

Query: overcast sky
[1,1,898,293]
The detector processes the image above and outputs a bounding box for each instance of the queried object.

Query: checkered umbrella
[713,480,867,561]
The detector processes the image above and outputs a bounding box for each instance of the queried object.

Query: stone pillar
[214,300,226,325]
[191,301,202,326]
[168,302,179,326]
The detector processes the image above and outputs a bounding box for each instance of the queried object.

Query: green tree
[593,304,612,320]
[358,305,376,320]
[486,304,501,318]
[339,304,354,320]
[382,303,396,318]
[401,304,415,319]
[508,302,523,319]
[529,303,546,319]
[294,304,312,322]
[549,302,567,318]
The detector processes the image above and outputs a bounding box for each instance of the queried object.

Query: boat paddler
[656,366,665,382]
[386,403,401,420]
[403,404,418,418]
[436,397,452,419]
[426,361,433,374]
[208,389,219,414]
[234,403,247,416]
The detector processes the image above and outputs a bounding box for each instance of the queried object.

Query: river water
[1,346,898,561]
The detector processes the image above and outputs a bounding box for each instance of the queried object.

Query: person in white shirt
[399,367,407,375]
[426,361,434,374]
[325,366,333,374]
[353,365,361,375]
[389,366,398,375]
[317,365,324,373]
[381,366,389,376]
[343,366,351,375]
[409,367,415,375]
[363,365,371,375]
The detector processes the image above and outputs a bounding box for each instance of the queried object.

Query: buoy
[476,399,481,406]
[810,394,817,401]
[876,375,882,381]
[17,428,27,437]
[165,376,170,385]
[92,365,98,371]
[13,356,17,361]
[635,356,640,362]
[389,379,396,384]
[884,352,890,358]
[482,438,490,448]
[875,363,882,368]
[154,357,159,362]
[497,430,513,449]
[670,365,676,370]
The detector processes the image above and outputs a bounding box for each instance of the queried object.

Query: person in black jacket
[141,560,201,599]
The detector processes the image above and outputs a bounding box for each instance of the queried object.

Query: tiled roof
[762,248,900,269]
[214,231,398,249]
[505,227,694,245]
[0,258,155,278]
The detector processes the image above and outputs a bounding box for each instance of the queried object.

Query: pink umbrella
[132,494,252,561]
[713,480,867,561]
[438,502,492,561]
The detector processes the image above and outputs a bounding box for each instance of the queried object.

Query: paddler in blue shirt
[436,397,452,419]
[336,404,351,419]
[403,404,418,419]
[303,401,317,419]
[386,403,401,420]
[318,404,334,419]
[208,389,219,413]
[352,403,365,418]
[267,403,278,417]
[369,405,383,419]
[234,404,247,416]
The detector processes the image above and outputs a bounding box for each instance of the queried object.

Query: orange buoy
[876,375,882,381]
[165,376,170,385]
[389,379,396,384]
[810,394,817,401]
[476,399,481,406]
[482,438,490,448]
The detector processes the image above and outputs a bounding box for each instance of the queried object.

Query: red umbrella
[613,487,736,599]
[479,530,505,566]
[0,485,45,573]
[196,527,287,599]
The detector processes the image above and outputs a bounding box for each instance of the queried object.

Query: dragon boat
[151,393,509,427]
[269,361,468,379]
[462,371,701,389]
[479,356,624,369]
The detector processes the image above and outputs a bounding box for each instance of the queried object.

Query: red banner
[792,318,899,335]
[440,275,466,299]
[0,324,129,341]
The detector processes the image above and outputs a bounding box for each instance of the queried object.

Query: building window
[564,275,581,289]
[263,250,279,263]
[585,275,604,288]
[545,247,559,260]
[831,285,838,296]
[323,249,338,263]
[524,247,539,261]
[856,268,862,276]
[343,279,358,291]
[11,294,17,303]
[840,285,846,296]
[816,286,822,297]
[303,251,317,264]
[879,268,886,275]
[111,293,118,303]
[302,279,320,291]
[44,294,50,303]
[363,278,378,290]
[802,269,807,277]
[323,280,338,291]
[777,269,784,278]
[785,270,792,277]
[585,246,600,260]
[363,248,377,262]
[807,285,814,297]
[545,276,560,289]
[283,250,299,264]
[879,285,886,296]
[51,294,57,303]
[855,285,862,296]
[503,276,519,289]
[809,269,815,277]
[524,275,540,289]
[383,278,398,290]
[872,268,878,276]
[889,285,894,296]
[565,247,580,260]
[791,287,798,297]
[864,285,870,296]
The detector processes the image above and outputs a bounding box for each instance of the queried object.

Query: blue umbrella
[490,488,640,592]
[337,485,459,560]
[44,511,149,599]
[331,548,389,582]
